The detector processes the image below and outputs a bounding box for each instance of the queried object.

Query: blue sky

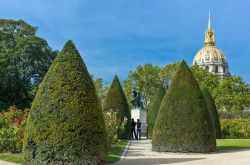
[1,0,250,83]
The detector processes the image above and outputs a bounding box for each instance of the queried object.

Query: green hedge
[103,75,131,139]
[203,88,222,139]
[23,40,107,164]
[147,85,166,138]
[221,119,250,139]
[152,61,216,153]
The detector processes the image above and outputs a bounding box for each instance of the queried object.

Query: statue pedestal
[131,108,147,138]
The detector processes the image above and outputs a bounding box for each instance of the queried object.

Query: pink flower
[14,118,20,126]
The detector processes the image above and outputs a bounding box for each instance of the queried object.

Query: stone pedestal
[131,108,147,137]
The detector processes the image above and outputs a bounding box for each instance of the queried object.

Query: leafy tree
[92,76,108,105]
[103,75,131,139]
[160,62,180,85]
[191,65,219,92]
[147,85,166,138]
[0,19,57,109]
[152,61,216,152]
[123,64,162,109]
[23,41,107,164]
[213,76,250,115]
[203,88,222,139]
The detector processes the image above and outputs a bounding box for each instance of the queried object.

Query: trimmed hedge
[152,60,216,153]
[103,75,131,139]
[147,85,166,138]
[23,40,107,164]
[203,88,222,139]
[221,119,250,138]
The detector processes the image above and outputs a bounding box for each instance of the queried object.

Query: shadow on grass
[117,158,205,165]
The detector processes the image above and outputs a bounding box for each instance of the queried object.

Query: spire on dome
[208,11,211,30]
[204,11,215,46]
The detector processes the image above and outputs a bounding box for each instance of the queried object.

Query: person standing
[137,119,142,140]
[131,118,137,139]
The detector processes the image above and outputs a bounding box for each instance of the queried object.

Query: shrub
[152,60,216,153]
[103,75,131,139]
[147,85,166,138]
[203,88,222,139]
[0,106,28,153]
[104,110,118,146]
[221,119,250,138]
[23,40,107,165]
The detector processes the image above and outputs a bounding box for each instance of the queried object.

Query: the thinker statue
[131,89,144,109]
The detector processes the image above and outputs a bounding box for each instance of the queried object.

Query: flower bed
[0,106,29,153]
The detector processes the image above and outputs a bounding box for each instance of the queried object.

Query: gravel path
[115,140,250,165]
[0,160,21,165]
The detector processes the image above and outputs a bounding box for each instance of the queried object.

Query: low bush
[0,106,28,153]
[221,119,250,138]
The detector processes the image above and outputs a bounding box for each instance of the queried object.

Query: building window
[205,66,209,71]
[223,67,226,73]
[215,66,218,73]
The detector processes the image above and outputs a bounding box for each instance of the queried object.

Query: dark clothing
[137,121,141,129]
[132,121,136,128]
[131,121,137,139]
[137,121,142,139]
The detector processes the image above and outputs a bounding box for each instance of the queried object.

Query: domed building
[193,13,230,79]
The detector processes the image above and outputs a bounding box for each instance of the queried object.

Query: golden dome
[192,12,230,79]
[193,46,227,65]
[193,12,227,65]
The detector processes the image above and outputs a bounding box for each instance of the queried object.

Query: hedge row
[221,119,250,139]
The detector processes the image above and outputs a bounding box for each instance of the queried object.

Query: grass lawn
[217,139,250,151]
[107,140,129,164]
[0,140,129,164]
[0,153,25,164]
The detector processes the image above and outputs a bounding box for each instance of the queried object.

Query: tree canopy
[0,19,57,109]
[123,62,180,109]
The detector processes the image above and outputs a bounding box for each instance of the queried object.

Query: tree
[103,75,131,139]
[147,85,166,138]
[92,76,108,105]
[0,19,57,109]
[160,62,180,85]
[203,88,222,139]
[213,76,250,115]
[152,61,216,152]
[191,65,219,92]
[123,64,162,109]
[23,41,107,164]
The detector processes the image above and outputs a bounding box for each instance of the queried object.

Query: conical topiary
[103,75,131,139]
[148,85,166,138]
[152,60,216,153]
[203,88,222,139]
[23,40,107,164]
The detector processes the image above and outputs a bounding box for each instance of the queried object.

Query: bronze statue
[131,89,144,109]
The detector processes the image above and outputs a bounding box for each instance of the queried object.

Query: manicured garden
[0,19,249,165]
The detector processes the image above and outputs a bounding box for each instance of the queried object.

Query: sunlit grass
[217,139,250,150]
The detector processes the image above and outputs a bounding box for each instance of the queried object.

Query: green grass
[107,140,129,164]
[0,140,129,164]
[217,139,250,151]
[0,153,25,164]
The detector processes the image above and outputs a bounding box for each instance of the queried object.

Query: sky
[0,0,250,83]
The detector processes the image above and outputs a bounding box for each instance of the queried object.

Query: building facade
[193,13,230,79]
